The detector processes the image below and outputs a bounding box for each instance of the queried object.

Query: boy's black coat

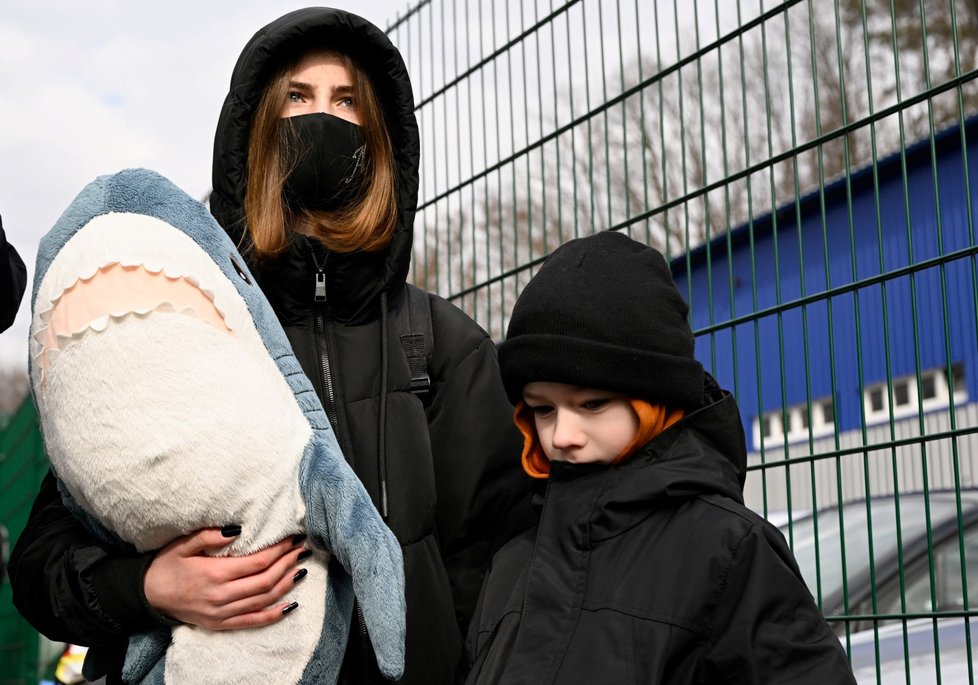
[465,381,856,685]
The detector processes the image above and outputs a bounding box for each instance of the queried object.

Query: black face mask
[280,113,367,211]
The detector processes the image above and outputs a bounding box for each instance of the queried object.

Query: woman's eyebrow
[287,81,354,96]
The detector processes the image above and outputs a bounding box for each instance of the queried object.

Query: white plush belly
[40,310,311,553]
[41,309,327,684]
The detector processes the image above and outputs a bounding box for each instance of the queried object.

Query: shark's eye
[230,256,252,285]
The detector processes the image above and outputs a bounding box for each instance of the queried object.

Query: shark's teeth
[137,261,191,282]
[33,309,157,382]
[116,303,158,317]
[223,312,239,332]
[184,275,234,331]
[77,263,101,281]
[46,304,218,348]
[89,315,110,332]
[46,260,233,313]
[120,256,155,270]
[31,270,237,378]
[30,325,50,369]
[163,264,186,279]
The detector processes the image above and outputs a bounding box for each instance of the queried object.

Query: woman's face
[281,51,361,126]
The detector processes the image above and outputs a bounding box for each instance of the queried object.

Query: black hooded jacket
[1,213,27,332]
[10,9,531,685]
[210,8,534,682]
[464,380,856,685]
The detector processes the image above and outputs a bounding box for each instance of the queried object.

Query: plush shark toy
[28,168,405,684]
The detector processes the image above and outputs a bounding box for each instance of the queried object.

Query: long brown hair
[244,51,398,257]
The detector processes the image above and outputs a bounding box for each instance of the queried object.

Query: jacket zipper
[356,601,374,683]
[310,248,341,434]
[314,310,341,433]
[310,245,377,682]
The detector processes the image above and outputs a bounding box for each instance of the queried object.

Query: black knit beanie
[499,231,705,408]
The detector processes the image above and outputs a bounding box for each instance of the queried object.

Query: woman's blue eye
[582,399,609,411]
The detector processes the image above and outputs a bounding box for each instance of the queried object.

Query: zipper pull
[308,238,328,302]
[314,272,326,302]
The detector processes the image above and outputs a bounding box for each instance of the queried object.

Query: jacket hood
[548,374,749,540]
[210,8,420,323]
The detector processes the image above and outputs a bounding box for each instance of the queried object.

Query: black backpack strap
[399,285,434,398]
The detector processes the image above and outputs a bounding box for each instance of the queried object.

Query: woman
[10,8,532,684]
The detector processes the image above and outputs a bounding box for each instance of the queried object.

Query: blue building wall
[673,117,978,451]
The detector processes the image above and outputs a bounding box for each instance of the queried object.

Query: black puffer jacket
[0,213,26,332]
[211,10,532,681]
[465,380,856,685]
[10,9,531,685]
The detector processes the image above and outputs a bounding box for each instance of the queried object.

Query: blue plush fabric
[34,168,405,683]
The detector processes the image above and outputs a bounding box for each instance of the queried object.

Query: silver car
[774,490,978,684]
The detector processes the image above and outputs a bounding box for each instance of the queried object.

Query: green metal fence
[0,398,56,685]
[388,0,978,682]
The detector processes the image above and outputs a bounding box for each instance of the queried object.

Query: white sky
[0,0,410,370]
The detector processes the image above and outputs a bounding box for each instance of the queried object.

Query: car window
[876,524,978,619]
[782,494,973,615]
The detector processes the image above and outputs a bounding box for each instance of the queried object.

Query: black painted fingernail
[297,549,313,561]
[291,533,307,546]
[293,568,308,583]
[282,601,299,615]
[221,524,242,538]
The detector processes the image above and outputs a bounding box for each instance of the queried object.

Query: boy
[464,231,856,684]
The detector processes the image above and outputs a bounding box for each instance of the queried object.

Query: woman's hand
[143,528,309,630]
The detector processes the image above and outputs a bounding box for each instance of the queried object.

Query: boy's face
[522,382,639,465]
